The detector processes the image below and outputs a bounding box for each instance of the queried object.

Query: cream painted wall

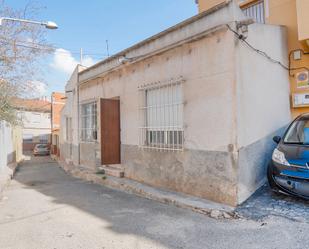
[0,122,22,167]
[79,29,237,152]
[21,111,51,130]
[63,65,86,147]
[236,24,291,148]
[235,24,291,203]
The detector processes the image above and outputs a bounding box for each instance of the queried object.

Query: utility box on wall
[292,92,309,108]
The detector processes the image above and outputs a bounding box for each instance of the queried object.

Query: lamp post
[0,17,58,29]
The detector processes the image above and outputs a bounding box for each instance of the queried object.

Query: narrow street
[0,156,308,249]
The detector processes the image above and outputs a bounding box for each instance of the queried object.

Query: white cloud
[50,48,96,75]
[34,81,48,96]
[25,80,48,98]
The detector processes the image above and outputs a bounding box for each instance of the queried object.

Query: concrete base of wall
[237,126,287,204]
[58,159,236,219]
[59,128,287,206]
[79,142,101,170]
[122,145,238,206]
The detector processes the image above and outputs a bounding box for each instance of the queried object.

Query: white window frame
[242,0,265,24]
[32,112,41,124]
[80,101,97,142]
[66,117,72,142]
[138,77,184,151]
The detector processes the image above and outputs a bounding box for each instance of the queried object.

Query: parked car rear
[33,144,50,156]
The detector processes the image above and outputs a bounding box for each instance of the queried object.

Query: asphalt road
[0,156,308,249]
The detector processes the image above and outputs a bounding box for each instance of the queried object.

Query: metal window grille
[39,134,49,144]
[242,1,265,24]
[80,102,97,142]
[138,77,184,151]
[23,134,33,144]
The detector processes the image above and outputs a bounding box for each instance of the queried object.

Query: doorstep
[58,160,237,219]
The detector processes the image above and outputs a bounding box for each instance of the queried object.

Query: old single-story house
[60,1,291,206]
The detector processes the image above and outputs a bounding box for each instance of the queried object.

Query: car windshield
[284,117,309,144]
[37,145,47,148]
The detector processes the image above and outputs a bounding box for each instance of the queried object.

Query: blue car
[268,113,309,199]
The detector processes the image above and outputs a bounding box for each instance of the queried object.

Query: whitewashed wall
[0,121,14,169]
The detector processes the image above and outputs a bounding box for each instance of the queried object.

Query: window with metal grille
[242,0,265,24]
[66,117,72,142]
[39,134,49,144]
[138,78,184,151]
[23,134,33,144]
[80,102,97,142]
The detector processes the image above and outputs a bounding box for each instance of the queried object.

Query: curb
[58,160,238,220]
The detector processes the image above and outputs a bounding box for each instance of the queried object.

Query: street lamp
[0,17,58,29]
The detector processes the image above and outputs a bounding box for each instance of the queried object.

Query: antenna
[106,40,110,57]
[80,48,83,65]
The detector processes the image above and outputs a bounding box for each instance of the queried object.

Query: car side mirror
[273,136,281,144]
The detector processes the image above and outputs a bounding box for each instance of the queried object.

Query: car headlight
[272,148,290,166]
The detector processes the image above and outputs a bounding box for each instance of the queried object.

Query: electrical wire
[0,38,109,58]
[2,24,308,74]
[226,24,309,75]
[288,49,309,76]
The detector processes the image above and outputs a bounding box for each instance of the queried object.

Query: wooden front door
[100,98,121,165]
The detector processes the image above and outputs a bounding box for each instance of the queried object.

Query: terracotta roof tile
[12,97,51,112]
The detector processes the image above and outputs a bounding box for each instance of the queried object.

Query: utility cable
[226,24,309,75]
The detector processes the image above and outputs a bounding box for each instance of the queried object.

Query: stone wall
[123,145,238,205]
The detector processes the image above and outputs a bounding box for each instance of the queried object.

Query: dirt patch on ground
[236,185,309,223]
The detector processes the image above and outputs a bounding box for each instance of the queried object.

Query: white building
[13,98,51,151]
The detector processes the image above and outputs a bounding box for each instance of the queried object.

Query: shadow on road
[14,155,211,249]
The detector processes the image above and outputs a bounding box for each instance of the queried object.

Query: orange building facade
[196,0,309,117]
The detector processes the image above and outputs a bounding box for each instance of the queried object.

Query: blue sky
[6,0,197,96]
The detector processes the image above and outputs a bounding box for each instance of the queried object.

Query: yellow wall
[296,0,309,41]
[12,126,23,163]
[266,0,309,118]
[197,0,309,118]
[197,0,225,12]
[197,0,258,12]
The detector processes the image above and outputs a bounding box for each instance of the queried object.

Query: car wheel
[267,165,279,192]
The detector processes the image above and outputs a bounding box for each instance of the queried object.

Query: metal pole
[106,40,110,57]
[80,48,83,65]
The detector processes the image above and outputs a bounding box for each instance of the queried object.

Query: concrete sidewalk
[58,160,236,220]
